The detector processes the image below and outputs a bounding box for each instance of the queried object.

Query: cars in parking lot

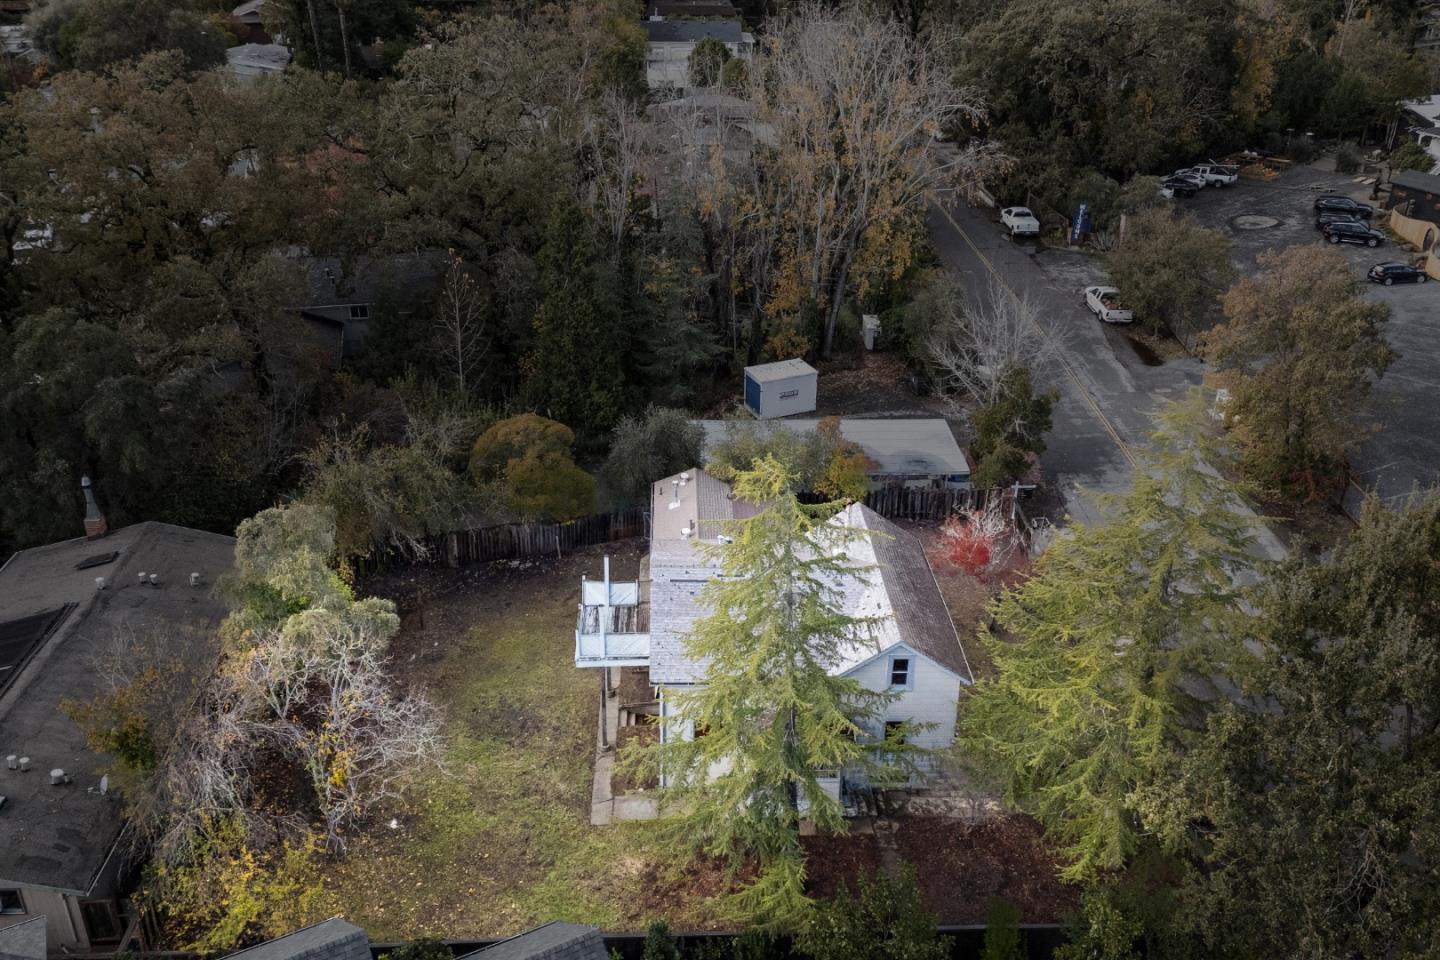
[1191,163,1239,186]
[1323,220,1385,246]
[1314,195,1374,219]
[1170,169,1208,189]
[1316,210,1363,230]
[1368,261,1428,285]
[1160,177,1199,199]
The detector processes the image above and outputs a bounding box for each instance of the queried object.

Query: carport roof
[1390,169,1440,194]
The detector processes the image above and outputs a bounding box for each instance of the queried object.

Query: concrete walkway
[589,682,658,825]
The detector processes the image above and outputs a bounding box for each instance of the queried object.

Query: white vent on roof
[50,769,67,785]
[681,526,692,539]
[18,757,29,772]
[5,756,15,770]
[190,572,201,587]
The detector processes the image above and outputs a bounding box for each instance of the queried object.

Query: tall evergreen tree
[1136,492,1440,959]
[523,194,632,441]
[627,456,915,925]
[958,394,1262,879]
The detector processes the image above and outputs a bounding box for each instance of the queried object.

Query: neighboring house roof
[647,0,739,18]
[231,0,265,21]
[0,917,47,960]
[221,918,369,960]
[0,522,235,894]
[651,91,755,120]
[645,471,970,685]
[1404,95,1440,126]
[644,19,743,42]
[743,358,817,384]
[1391,168,1440,194]
[295,252,442,310]
[226,42,291,80]
[457,922,608,960]
[698,419,971,478]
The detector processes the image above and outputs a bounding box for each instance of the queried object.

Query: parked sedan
[1323,220,1385,247]
[1170,169,1208,189]
[1314,195,1374,219]
[1160,177,1199,199]
[1368,261,1428,285]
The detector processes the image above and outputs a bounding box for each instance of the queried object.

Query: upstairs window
[888,655,912,689]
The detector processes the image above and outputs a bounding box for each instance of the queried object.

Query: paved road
[926,199,1288,561]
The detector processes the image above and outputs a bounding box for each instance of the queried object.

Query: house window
[80,899,123,944]
[888,655,912,689]
[883,720,907,745]
[0,890,24,915]
[348,304,369,321]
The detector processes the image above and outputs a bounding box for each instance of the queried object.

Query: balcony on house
[575,556,651,667]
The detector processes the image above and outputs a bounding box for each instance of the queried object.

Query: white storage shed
[743,359,818,419]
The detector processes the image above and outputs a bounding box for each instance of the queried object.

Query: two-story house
[575,469,972,810]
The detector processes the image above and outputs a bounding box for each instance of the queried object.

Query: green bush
[1390,140,1433,172]
[982,898,1024,960]
[1335,141,1362,174]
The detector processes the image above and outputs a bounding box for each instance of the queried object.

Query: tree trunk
[304,0,326,73]
[821,234,859,359]
[335,0,352,79]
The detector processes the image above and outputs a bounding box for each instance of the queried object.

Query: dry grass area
[288,543,734,940]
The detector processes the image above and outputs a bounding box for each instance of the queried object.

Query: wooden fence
[859,485,1000,522]
[358,487,1028,576]
[357,507,647,574]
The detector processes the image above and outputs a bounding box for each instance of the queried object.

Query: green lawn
[296,549,727,940]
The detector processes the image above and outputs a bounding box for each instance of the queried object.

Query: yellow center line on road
[935,203,1138,470]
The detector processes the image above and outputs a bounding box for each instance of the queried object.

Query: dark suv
[1368,261,1427,284]
[1316,210,1362,230]
[1314,195,1374,219]
[1323,220,1384,247]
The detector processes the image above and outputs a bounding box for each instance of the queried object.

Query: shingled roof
[457,922,607,960]
[645,473,971,685]
[0,917,47,960]
[0,522,234,895]
[221,918,369,960]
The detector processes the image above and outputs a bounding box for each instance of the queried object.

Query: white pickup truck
[1000,206,1041,238]
[1191,162,1239,187]
[1083,285,1135,324]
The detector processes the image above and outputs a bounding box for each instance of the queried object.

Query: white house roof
[645,478,971,685]
[1405,95,1440,126]
[743,358,818,384]
[698,418,970,477]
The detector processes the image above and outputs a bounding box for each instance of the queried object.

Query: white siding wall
[0,886,87,950]
[843,647,960,750]
[646,40,748,91]
[755,372,817,419]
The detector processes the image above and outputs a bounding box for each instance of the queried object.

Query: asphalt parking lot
[1163,166,1440,503]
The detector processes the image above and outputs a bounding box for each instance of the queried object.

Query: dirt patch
[801,831,885,899]
[814,352,951,418]
[895,816,1079,924]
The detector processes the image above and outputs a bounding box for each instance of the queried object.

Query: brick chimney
[81,475,108,539]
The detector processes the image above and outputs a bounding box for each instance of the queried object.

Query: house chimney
[81,475,107,539]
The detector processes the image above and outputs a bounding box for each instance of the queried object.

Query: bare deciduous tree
[752,8,1000,358]
[925,273,1066,409]
[587,91,659,248]
[435,252,487,395]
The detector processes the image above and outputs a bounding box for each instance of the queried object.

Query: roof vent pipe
[95,577,106,591]
[5,756,15,770]
[50,769,67,785]
[18,757,29,772]
[190,572,201,587]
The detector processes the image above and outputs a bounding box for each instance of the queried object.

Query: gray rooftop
[222,918,369,960]
[458,922,607,960]
[644,19,743,42]
[742,358,817,384]
[645,473,970,685]
[1390,169,1440,194]
[647,0,739,17]
[698,418,970,477]
[295,251,442,310]
[0,522,235,894]
[0,917,47,960]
